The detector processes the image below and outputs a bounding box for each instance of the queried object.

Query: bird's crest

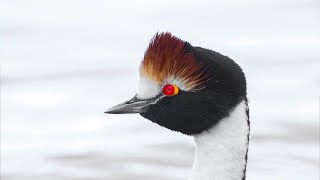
[140,32,210,91]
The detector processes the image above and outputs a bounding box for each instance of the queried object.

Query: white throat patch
[188,100,250,180]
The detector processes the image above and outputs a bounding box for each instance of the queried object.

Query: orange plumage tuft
[140,32,210,91]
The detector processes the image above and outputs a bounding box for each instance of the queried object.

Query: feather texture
[140,32,210,91]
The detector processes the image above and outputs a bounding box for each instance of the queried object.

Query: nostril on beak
[126,100,134,104]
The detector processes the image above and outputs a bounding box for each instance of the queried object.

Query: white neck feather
[188,100,249,180]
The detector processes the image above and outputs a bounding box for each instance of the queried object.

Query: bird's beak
[104,95,161,114]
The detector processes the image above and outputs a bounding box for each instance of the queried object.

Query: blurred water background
[1,0,320,179]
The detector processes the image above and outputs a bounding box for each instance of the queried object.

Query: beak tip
[104,108,115,114]
[104,95,154,115]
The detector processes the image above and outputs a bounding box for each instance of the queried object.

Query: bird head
[105,32,247,135]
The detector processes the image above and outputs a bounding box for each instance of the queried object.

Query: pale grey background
[1,0,319,179]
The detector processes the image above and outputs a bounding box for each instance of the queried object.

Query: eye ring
[162,84,179,96]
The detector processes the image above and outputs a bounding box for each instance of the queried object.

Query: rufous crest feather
[140,32,210,91]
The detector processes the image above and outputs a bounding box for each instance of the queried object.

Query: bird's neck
[188,100,250,180]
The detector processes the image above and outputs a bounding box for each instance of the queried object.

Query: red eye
[162,84,179,96]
